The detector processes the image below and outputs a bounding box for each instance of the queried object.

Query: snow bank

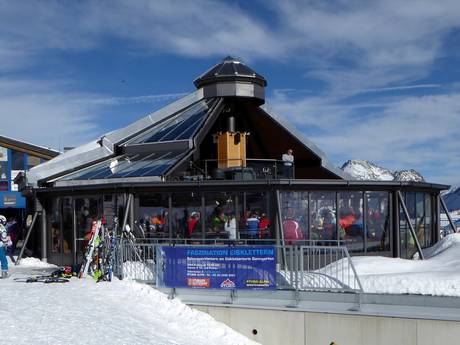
[1,260,258,345]
[330,233,460,296]
[289,233,460,296]
[16,257,57,268]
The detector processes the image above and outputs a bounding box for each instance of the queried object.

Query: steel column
[275,190,287,268]
[392,191,400,258]
[15,211,39,265]
[121,193,132,232]
[398,191,424,260]
[440,196,457,234]
[41,205,47,263]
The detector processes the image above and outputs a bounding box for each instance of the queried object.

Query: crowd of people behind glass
[138,206,271,242]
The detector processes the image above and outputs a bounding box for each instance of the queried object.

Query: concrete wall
[192,305,460,345]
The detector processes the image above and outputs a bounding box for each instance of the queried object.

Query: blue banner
[159,246,276,290]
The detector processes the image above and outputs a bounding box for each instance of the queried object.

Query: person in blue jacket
[0,215,11,279]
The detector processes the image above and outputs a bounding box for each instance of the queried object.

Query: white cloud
[0,79,102,149]
[271,91,460,184]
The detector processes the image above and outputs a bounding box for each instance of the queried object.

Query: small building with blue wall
[0,135,59,223]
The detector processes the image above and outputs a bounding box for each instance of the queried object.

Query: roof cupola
[193,56,267,104]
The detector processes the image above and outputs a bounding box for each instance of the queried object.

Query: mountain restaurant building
[18,57,449,266]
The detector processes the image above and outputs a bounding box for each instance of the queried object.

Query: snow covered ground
[3,234,460,344]
[1,258,258,345]
[343,233,460,296]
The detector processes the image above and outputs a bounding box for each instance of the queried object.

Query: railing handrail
[116,240,362,294]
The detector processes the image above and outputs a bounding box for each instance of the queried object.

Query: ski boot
[1,270,9,279]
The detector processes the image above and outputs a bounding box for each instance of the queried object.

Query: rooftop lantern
[193,56,267,105]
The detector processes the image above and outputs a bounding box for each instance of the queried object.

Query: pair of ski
[14,267,73,283]
[14,276,69,284]
[79,220,102,279]
[79,219,119,282]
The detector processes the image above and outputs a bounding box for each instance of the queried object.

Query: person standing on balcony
[282,149,294,178]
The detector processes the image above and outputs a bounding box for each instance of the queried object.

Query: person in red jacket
[258,213,270,238]
[187,212,200,238]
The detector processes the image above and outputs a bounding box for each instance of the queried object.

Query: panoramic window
[339,192,364,253]
[309,191,336,242]
[280,191,308,242]
[138,193,169,239]
[170,192,202,239]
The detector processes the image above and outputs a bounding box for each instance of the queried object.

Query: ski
[79,220,102,278]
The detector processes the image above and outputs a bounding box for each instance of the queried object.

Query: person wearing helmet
[0,215,11,278]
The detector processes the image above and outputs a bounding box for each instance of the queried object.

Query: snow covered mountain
[341,160,424,182]
[442,184,460,211]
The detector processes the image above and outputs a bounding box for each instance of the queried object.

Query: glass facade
[127,99,217,144]
[278,190,394,256]
[60,151,187,181]
[42,188,437,265]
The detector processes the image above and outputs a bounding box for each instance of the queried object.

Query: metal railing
[181,158,295,180]
[115,239,363,293]
[278,245,363,293]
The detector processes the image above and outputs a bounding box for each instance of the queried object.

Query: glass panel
[75,196,103,263]
[280,191,308,242]
[138,193,169,238]
[415,192,426,247]
[339,192,364,253]
[0,181,7,191]
[425,194,432,247]
[309,191,336,241]
[61,197,73,255]
[49,197,62,254]
[240,192,271,241]
[0,161,7,181]
[204,192,239,240]
[171,193,201,239]
[366,192,390,255]
[109,152,180,178]
[400,192,417,258]
[60,152,185,181]
[103,194,124,230]
[0,146,8,181]
[11,150,25,170]
[127,99,216,144]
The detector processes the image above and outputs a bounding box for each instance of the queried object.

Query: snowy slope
[341,160,424,182]
[1,258,258,345]
[333,233,460,296]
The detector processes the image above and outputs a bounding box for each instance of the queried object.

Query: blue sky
[1,0,460,184]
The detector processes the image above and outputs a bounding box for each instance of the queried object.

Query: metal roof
[193,56,267,89]
[0,135,60,159]
[27,89,204,186]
